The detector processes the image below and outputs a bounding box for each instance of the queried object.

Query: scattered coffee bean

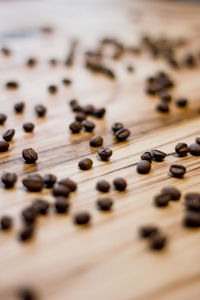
[0,113,7,125]
[35,104,47,117]
[90,135,103,147]
[21,206,37,225]
[161,186,181,201]
[183,211,200,228]
[195,137,200,144]
[73,211,91,225]
[72,103,83,112]
[5,81,19,89]
[93,107,106,118]
[78,158,93,170]
[49,58,58,66]
[96,198,113,211]
[98,147,113,161]
[23,122,35,132]
[151,150,166,162]
[189,143,200,156]
[176,98,188,108]
[22,148,38,163]
[169,164,186,178]
[58,178,77,192]
[149,233,167,250]
[69,121,82,133]
[32,199,50,215]
[184,54,196,67]
[154,193,170,207]
[2,128,15,142]
[0,140,9,152]
[69,99,78,107]
[112,122,124,133]
[14,102,25,113]
[184,193,200,212]
[0,215,13,230]
[82,120,95,132]
[62,78,72,86]
[48,84,57,94]
[156,102,169,113]
[1,172,17,188]
[175,142,189,157]
[83,104,95,115]
[127,65,134,73]
[1,46,11,56]
[26,57,37,67]
[18,225,34,242]
[113,177,127,191]
[159,90,172,102]
[96,180,110,193]
[23,174,44,192]
[75,112,86,122]
[52,184,70,197]
[137,160,151,174]
[141,152,153,162]
[43,173,57,188]
[55,197,69,213]
[17,287,37,300]
[139,225,159,238]
[115,128,130,142]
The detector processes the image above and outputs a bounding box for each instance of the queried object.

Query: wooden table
[0,0,200,299]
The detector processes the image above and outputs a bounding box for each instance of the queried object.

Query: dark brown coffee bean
[23,174,44,192]
[175,142,189,157]
[156,102,169,113]
[176,98,188,108]
[18,225,34,242]
[113,177,127,191]
[48,84,57,94]
[195,137,200,144]
[151,150,166,162]
[52,184,70,197]
[32,199,50,215]
[139,225,159,238]
[141,152,153,162]
[49,58,58,66]
[78,158,93,170]
[96,180,110,193]
[127,65,134,73]
[90,135,103,147]
[21,206,37,225]
[2,128,15,142]
[137,160,151,174]
[75,112,86,122]
[154,193,170,207]
[69,121,82,133]
[159,91,172,102]
[22,148,38,163]
[0,140,9,152]
[0,215,13,230]
[0,113,7,125]
[183,211,200,227]
[73,211,91,225]
[82,120,95,132]
[184,54,196,67]
[5,81,19,89]
[96,198,113,211]
[2,172,17,188]
[83,104,95,115]
[98,147,113,161]
[189,143,200,156]
[93,107,106,118]
[23,122,35,132]
[58,178,77,192]
[112,122,124,133]
[161,186,181,201]
[69,99,78,107]
[169,164,186,178]
[35,104,47,117]
[26,57,37,67]
[62,78,72,86]
[1,46,11,56]
[72,104,83,112]
[146,86,157,95]
[184,193,200,212]
[14,102,25,113]
[115,128,130,142]
[43,173,57,188]
[17,287,37,300]
[55,197,69,213]
[149,233,167,250]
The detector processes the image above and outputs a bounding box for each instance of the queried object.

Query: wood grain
[0,0,200,299]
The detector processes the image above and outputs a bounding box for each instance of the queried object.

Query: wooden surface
[0,0,200,299]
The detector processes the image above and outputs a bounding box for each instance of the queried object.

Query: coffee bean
[62,78,72,86]
[14,102,25,113]
[75,112,86,122]
[141,152,153,162]
[69,121,82,133]
[43,173,57,188]
[96,198,113,211]
[2,128,15,142]
[139,225,159,238]
[90,135,103,147]
[169,164,186,178]
[127,65,134,73]
[1,172,17,188]
[195,137,200,144]
[49,58,58,66]
[137,160,151,174]
[156,102,169,113]
[176,98,188,108]
[0,140,9,152]
[112,122,124,133]
[183,211,200,228]
[98,147,113,161]
[18,225,34,242]
[55,197,69,213]
[26,57,37,67]
[175,142,189,157]
[22,148,38,163]
[17,287,37,300]
[83,104,95,115]
[149,233,167,250]
[93,107,106,118]
[23,174,44,192]
[70,99,78,107]
[161,186,181,201]
[48,84,57,94]
[32,199,50,215]
[159,91,172,102]
[35,104,47,117]
[59,178,77,192]
[115,128,130,142]
[73,211,91,225]
[96,180,110,193]
[0,215,13,230]
[1,47,11,56]
[189,143,200,156]
[5,81,19,89]
[72,104,83,112]
[0,113,7,125]
[154,193,170,207]
[82,120,95,132]
[78,158,93,170]
[113,177,127,191]
[23,122,35,132]
[21,206,37,225]
[184,193,200,212]
[151,150,166,162]
[184,54,196,67]
[52,184,70,197]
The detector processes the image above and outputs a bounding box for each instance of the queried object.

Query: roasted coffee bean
[52,184,70,197]
[0,140,9,152]
[1,46,11,56]
[96,198,113,211]
[17,287,37,300]
[96,180,110,193]
[69,99,78,107]
[159,91,172,102]
[93,107,106,118]
[137,160,151,174]
[184,54,196,67]
[43,173,57,188]
[169,164,186,178]
[32,199,50,215]
[0,215,13,230]
[75,112,86,122]
[175,142,189,157]
[183,211,200,228]
[83,104,95,115]
[5,81,19,89]
[141,152,153,162]
[156,102,169,113]
[90,135,103,147]
[82,120,95,132]
[78,158,93,170]
[146,86,157,95]
[113,177,127,191]
[73,211,91,225]
[115,128,130,142]
[14,102,25,113]
[184,193,200,212]
[127,65,134,73]
[22,148,38,163]
[35,104,47,117]
[69,121,82,133]
[18,225,34,242]
[23,122,35,132]
[3,128,15,142]
[1,172,17,188]
[21,206,37,225]
[26,57,37,67]
[23,174,44,192]
[62,78,72,86]
[0,113,7,125]
[195,137,200,144]
[48,84,57,94]
[161,186,181,201]
[176,98,188,108]
[151,150,166,162]
[72,103,83,112]
[55,197,69,213]
[154,194,170,207]
[149,233,167,250]
[49,58,58,66]
[189,143,200,156]
[98,147,113,161]
[58,178,77,192]
[112,122,124,133]
[139,225,159,238]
